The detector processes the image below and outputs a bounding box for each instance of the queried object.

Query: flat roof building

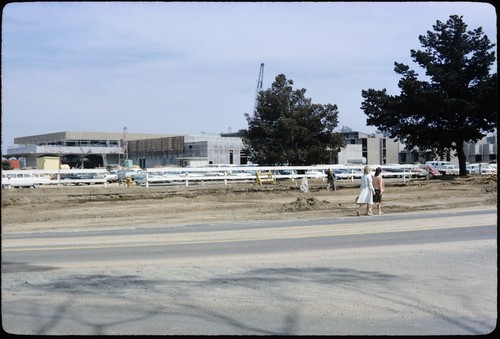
[5,131,247,169]
[4,130,496,169]
[7,131,177,168]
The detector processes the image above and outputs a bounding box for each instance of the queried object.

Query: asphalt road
[2,207,497,335]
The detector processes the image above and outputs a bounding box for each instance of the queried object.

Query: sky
[1,1,497,149]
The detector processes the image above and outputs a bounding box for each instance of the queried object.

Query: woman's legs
[357,203,364,216]
[358,203,375,216]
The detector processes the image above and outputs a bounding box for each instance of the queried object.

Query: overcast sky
[1,1,497,149]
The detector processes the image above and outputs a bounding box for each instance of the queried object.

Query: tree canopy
[240,74,345,166]
[2,160,13,170]
[361,15,496,175]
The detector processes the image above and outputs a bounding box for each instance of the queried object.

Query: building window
[240,150,248,165]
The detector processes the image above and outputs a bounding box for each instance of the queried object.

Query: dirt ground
[1,175,497,234]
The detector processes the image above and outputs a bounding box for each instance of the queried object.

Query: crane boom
[254,63,264,108]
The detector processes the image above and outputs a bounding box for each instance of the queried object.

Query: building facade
[336,131,402,165]
[126,134,247,168]
[4,131,248,169]
[6,131,174,168]
[464,134,497,164]
[335,130,497,165]
[4,130,496,169]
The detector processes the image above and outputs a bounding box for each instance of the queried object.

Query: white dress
[357,174,374,204]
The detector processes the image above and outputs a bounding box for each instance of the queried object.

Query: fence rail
[137,165,423,187]
[2,165,428,189]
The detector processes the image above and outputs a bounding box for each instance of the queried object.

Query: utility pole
[123,127,128,161]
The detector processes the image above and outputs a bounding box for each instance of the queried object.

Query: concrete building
[4,130,496,169]
[336,130,497,165]
[127,134,247,168]
[336,131,402,165]
[6,131,176,168]
[464,134,497,164]
[4,131,247,169]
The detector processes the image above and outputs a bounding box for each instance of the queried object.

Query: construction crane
[254,63,264,109]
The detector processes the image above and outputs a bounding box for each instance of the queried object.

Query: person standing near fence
[326,169,337,191]
[373,167,385,215]
[356,165,374,216]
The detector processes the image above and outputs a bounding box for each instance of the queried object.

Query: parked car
[203,170,227,177]
[60,173,95,185]
[466,163,496,175]
[332,169,352,179]
[228,170,256,178]
[2,172,52,189]
[408,166,428,178]
[425,161,453,168]
[347,167,363,179]
[412,164,441,178]
[380,166,407,178]
[117,169,143,181]
[305,170,325,178]
[106,170,119,182]
[62,173,94,180]
[182,171,205,178]
[134,171,186,185]
[134,171,165,185]
[438,164,460,175]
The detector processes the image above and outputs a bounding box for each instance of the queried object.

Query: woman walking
[356,165,375,216]
[373,167,385,215]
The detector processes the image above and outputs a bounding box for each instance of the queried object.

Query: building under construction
[6,131,248,169]
[128,134,248,168]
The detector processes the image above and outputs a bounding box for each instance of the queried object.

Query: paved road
[2,207,497,335]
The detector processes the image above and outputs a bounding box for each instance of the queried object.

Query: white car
[438,164,460,175]
[411,164,442,178]
[305,170,325,178]
[2,172,52,189]
[228,170,256,178]
[466,163,495,175]
[106,170,119,182]
[117,169,143,181]
[134,171,186,185]
[134,173,169,185]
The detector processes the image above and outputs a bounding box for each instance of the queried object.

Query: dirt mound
[282,196,331,211]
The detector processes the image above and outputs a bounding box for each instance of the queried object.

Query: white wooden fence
[2,164,424,189]
[137,165,422,188]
